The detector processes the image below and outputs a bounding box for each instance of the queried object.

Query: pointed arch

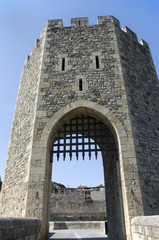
[41,100,127,149]
[29,100,133,239]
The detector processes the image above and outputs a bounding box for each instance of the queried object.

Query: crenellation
[42,16,150,56]
[120,26,151,51]
[71,17,89,27]
[138,39,149,49]
[97,15,120,27]
[48,19,63,28]
[122,26,138,42]
[30,38,40,56]
[24,55,30,65]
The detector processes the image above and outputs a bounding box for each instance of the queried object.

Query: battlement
[46,16,149,47]
[122,26,138,41]
[24,15,150,66]
[48,19,63,28]
[30,39,40,55]
[138,38,150,48]
[97,15,120,27]
[71,17,89,27]
[23,38,41,65]
[47,15,120,28]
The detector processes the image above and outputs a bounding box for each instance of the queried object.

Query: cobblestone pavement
[49,229,108,239]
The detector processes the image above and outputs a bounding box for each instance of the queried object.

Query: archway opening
[51,137,106,222]
[49,114,125,239]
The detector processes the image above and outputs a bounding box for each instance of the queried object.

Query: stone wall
[49,221,105,230]
[0,25,47,218]
[131,216,159,240]
[0,218,41,240]
[50,188,106,221]
[116,24,159,216]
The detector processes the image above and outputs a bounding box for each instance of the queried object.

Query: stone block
[71,17,89,27]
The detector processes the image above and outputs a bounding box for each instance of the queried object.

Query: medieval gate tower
[0,16,159,240]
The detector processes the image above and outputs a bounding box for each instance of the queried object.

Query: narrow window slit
[96,56,100,69]
[62,58,65,71]
[79,21,81,26]
[79,79,83,91]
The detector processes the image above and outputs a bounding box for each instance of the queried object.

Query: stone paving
[49,229,108,239]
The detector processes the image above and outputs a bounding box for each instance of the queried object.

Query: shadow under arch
[40,100,129,240]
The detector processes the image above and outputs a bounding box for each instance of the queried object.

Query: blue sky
[0,0,159,187]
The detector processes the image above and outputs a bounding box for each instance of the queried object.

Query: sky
[0,0,159,187]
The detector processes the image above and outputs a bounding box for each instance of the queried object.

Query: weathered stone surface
[131,216,159,240]
[0,218,42,240]
[50,188,106,221]
[49,221,105,230]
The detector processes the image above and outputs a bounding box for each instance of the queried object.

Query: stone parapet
[24,16,150,66]
[49,221,105,230]
[0,218,42,240]
[71,17,89,27]
[131,216,159,240]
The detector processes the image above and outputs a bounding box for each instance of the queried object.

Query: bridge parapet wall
[131,216,159,240]
[0,218,42,240]
[49,221,105,230]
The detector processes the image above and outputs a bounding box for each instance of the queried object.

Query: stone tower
[0,16,159,240]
